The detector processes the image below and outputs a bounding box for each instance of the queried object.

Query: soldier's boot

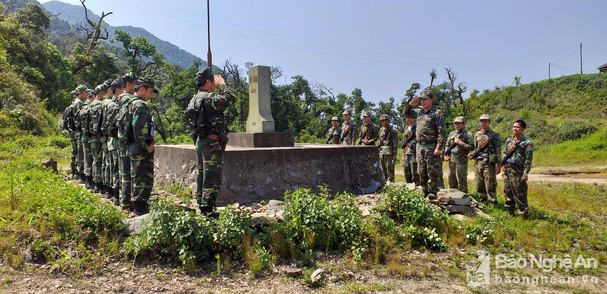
[93,183,102,194]
[200,206,219,219]
[133,201,149,216]
[79,174,86,184]
[105,186,113,199]
[72,172,79,180]
[113,187,120,205]
[86,177,94,190]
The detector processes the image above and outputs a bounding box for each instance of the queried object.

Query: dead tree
[445,67,467,116]
[72,0,112,74]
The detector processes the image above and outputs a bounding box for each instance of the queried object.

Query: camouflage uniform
[358,115,379,145]
[127,95,156,210]
[117,92,137,208]
[473,128,501,202]
[378,116,398,182]
[101,96,112,194]
[78,99,93,187]
[445,125,474,193]
[503,136,533,216]
[326,118,341,144]
[341,120,357,145]
[63,96,83,178]
[402,124,419,186]
[89,98,104,190]
[185,70,235,213]
[403,91,447,197]
[102,91,121,201]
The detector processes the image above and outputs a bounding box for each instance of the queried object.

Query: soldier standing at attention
[126,78,158,215]
[340,109,357,145]
[89,84,106,194]
[101,80,114,199]
[358,111,379,145]
[326,116,341,144]
[185,68,235,216]
[79,87,95,190]
[469,114,502,203]
[402,115,419,186]
[103,79,123,204]
[502,120,533,218]
[403,90,447,199]
[62,89,83,180]
[444,116,474,193]
[378,114,398,182]
[74,86,89,183]
[117,73,138,210]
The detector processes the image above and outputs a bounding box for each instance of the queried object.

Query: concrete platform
[227,132,294,147]
[154,144,385,205]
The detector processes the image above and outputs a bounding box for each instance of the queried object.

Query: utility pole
[580,42,583,74]
[207,0,212,69]
[549,62,551,79]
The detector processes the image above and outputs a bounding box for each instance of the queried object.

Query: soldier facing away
[340,109,357,145]
[444,116,474,193]
[378,114,398,182]
[403,90,447,199]
[358,111,379,145]
[116,73,138,210]
[469,114,502,203]
[326,116,341,144]
[62,89,84,180]
[185,68,236,216]
[402,115,419,186]
[78,86,95,190]
[502,120,533,218]
[126,77,158,215]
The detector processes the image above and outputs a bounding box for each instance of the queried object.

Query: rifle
[326,129,336,144]
[339,124,351,143]
[469,133,498,159]
[443,141,457,161]
[500,139,522,170]
[357,127,369,145]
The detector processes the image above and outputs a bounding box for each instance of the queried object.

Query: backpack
[117,97,137,144]
[62,104,74,131]
[103,101,119,137]
[185,92,206,138]
[89,102,104,136]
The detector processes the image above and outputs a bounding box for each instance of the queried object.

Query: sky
[41,0,607,104]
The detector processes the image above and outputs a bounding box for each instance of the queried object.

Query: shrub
[213,204,252,254]
[378,185,448,230]
[555,122,597,143]
[48,135,70,149]
[283,188,333,251]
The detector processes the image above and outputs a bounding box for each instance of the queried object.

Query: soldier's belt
[205,133,221,141]
[418,141,437,145]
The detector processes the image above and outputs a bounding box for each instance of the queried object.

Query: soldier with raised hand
[116,73,138,210]
[185,68,236,216]
[378,114,398,183]
[444,116,474,193]
[340,109,357,145]
[89,84,107,194]
[502,120,533,218]
[402,115,419,186]
[326,116,341,144]
[469,114,502,203]
[126,77,158,215]
[358,111,379,145]
[403,90,447,199]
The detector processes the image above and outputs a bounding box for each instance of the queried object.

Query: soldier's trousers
[504,169,528,215]
[196,137,224,210]
[109,148,120,191]
[416,143,441,196]
[101,139,109,186]
[448,160,469,193]
[69,135,78,174]
[91,139,103,184]
[119,144,132,207]
[475,160,498,202]
[380,154,395,182]
[130,152,154,203]
[437,160,445,189]
[404,154,419,186]
[83,140,92,178]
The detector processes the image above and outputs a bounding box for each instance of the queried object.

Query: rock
[310,268,325,283]
[361,209,371,217]
[284,267,303,277]
[451,214,470,222]
[251,212,273,226]
[124,214,151,235]
[442,205,473,214]
[472,207,493,220]
[267,200,284,208]
[439,196,474,206]
[437,189,467,199]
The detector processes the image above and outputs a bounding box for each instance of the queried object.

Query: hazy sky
[41,0,607,103]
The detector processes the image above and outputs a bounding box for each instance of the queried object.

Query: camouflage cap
[479,114,491,121]
[379,114,389,121]
[419,90,434,99]
[342,109,352,115]
[330,116,339,121]
[362,111,371,117]
[110,79,123,88]
[70,90,77,96]
[120,72,137,84]
[454,116,465,123]
[75,85,89,93]
[136,77,160,93]
[196,67,214,83]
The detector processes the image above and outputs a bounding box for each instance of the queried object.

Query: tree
[113,29,167,77]
[71,0,112,74]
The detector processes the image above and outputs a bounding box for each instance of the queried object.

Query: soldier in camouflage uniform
[62,89,83,179]
[378,114,398,182]
[502,120,533,218]
[78,87,95,190]
[326,116,341,144]
[73,85,89,182]
[100,80,114,198]
[358,111,378,145]
[89,84,106,193]
[403,90,447,198]
[102,79,123,204]
[117,73,137,209]
[126,78,158,215]
[469,114,502,203]
[185,68,235,215]
[402,115,419,186]
[444,116,474,193]
[340,109,357,145]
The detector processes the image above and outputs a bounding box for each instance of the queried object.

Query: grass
[534,126,607,167]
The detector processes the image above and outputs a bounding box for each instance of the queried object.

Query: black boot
[72,172,80,180]
[133,201,149,216]
[200,206,219,219]
[105,185,113,199]
[112,187,120,205]
[86,176,94,190]
[93,183,101,194]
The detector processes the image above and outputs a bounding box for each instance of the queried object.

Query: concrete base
[227,132,294,148]
[154,144,385,206]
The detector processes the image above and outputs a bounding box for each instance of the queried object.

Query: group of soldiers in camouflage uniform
[327,89,533,218]
[62,74,160,215]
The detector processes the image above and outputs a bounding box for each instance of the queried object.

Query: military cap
[342,109,352,115]
[379,114,389,121]
[330,116,339,121]
[136,77,160,93]
[196,67,214,83]
[90,87,98,95]
[110,79,123,88]
[454,116,465,123]
[75,85,89,93]
[419,90,434,99]
[120,72,137,83]
[362,111,371,117]
[104,79,113,86]
[479,114,491,120]
[70,90,77,96]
